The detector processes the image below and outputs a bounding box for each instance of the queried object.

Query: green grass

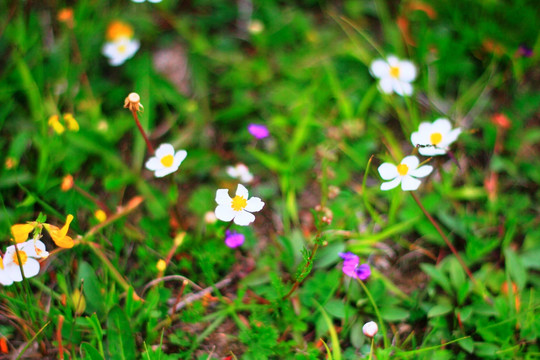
[0,0,539,359]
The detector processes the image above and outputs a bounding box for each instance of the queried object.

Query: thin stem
[282,242,320,300]
[130,109,155,155]
[368,337,374,360]
[357,279,389,348]
[410,192,477,286]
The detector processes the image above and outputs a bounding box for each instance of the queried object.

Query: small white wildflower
[226,163,254,184]
[378,156,433,191]
[370,56,417,96]
[215,184,264,226]
[411,118,462,156]
[102,37,140,66]
[145,143,187,178]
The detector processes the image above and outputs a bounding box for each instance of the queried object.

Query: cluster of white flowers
[369,56,462,191]
[1,240,49,286]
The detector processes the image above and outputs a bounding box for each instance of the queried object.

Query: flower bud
[362,321,378,338]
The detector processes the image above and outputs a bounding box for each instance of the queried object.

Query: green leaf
[458,337,474,354]
[504,248,527,289]
[81,343,105,360]
[78,262,105,316]
[107,306,136,360]
[420,263,453,295]
[427,304,453,318]
[380,307,409,321]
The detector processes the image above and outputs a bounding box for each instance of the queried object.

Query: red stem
[131,109,155,155]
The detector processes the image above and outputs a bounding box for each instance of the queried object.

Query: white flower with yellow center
[3,240,48,282]
[226,163,254,184]
[411,118,462,156]
[370,56,417,96]
[102,36,140,66]
[378,156,433,191]
[145,143,187,178]
[215,184,264,226]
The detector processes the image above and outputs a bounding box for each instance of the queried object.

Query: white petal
[370,59,389,79]
[125,40,140,58]
[401,156,420,170]
[21,259,40,278]
[155,143,175,158]
[148,0,162,2]
[240,172,254,183]
[398,60,417,82]
[417,122,433,136]
[154,166,178,178]
[0,271,13,286]
[173,150,187,168]
[418,146,447,156]
[410,130,427,147]
[236,184,249,199]
[131,0,146,2]
[5,265,23,282]
[440,128,462,147]
[380,177,401,191]
[108,56,125,66]
[145,157,162,171]
[393,80,413,96]
[401,175,422,191]
[379,78,394,94]
[233,210,255,226]
[409,165,433,178]
[102,43,117,58]
[215,204,235,222]
[216,189,232,205]
[386,55,399,66]
[378,163,398,180]
[226,166,239,178]
[245,197,264,212]
[432,118,452,134]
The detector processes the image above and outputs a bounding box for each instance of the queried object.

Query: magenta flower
[339,252,371,280]
[225,230,245,248]
[518,45,533,58]
[248,124,269,139]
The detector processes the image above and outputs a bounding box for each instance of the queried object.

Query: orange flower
[61,175,74,191]
[44,215,75,248]
[106,21,134,41]
[10,224,35,243]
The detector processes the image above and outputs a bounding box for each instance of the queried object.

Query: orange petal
[54,235,74,249]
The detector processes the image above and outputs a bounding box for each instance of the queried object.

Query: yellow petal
[63,113,79,131]
[47,215,75,248]
[59,214,74,238]
[54,234,74,248]
[11,224,34,243]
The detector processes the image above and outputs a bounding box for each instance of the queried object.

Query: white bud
[362,321,378,338]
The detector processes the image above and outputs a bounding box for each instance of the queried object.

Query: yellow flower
[48,115,65,134]
[11,223,35,243]
[63,113,79,131]
[94,210,107,223]
[44,215,75,248]
[156,259,167,272]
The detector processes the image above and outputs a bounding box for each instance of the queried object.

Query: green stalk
[357,279,389,348]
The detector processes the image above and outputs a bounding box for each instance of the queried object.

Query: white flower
[362,321,378,338]
[102,37,140,66]
[411,118,462,156]
[370,56,417,96]
[226,163,254,184]
[378,156,433,191]
[145,143,187,178]
[132,0,161,2]
[215,184,264,226]
[3,240,48,282]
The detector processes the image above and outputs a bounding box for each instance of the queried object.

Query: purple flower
[225,230,245,248]
[354,263,371,281]
[518,45,533,58]
[339,252,371,280]
[248,124,269,139]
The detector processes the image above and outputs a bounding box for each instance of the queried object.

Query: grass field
[0,0,539,359]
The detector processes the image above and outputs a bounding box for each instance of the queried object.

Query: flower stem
[357,279,389,348]
[410,192,477,286]
[130,109,154,155]
[282,242,320,300]
[368,337,374,360]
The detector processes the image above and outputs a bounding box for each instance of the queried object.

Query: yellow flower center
[397,164,409,176]
[389,66,400,78]
[0,257,4,270]
[117,44,127,54]
[231,195,247,211]
[430,132,442,145]
[12,250,28,266]
[160,155,174,167]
